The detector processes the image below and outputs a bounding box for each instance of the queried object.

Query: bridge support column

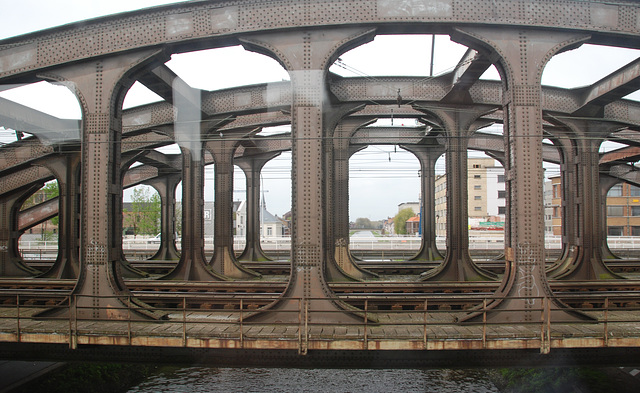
[546,118,623,280]
[241,28,376,325]
[36,50,169,319]
[416,107,497,281]
[236,152,281,262]
[146,174,181,261]
[161,76,230,281]
[37,154,80,279]
[206,134,261,279]
[401,144,445,262]
[163,145,227,281]
[453,27,593,323]
[328,116,378,281]
[0,185,42,277]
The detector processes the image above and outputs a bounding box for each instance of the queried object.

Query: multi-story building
[605,183,640,236]
[434,157,506,236]
[234,200,285,238]
[544,179,554,235]
[549,176,562,236]
[405,215,420,235]
[547,177,640,236]
[397,202,420,215]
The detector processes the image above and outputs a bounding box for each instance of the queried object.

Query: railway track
[24,258,640,276]
[2,278,640,311]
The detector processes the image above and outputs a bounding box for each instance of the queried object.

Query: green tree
[22,181,59,210]
[175,202,182,236]
[41,182,60,226]
[354,217,372,229]
[124,186,161,236]
[394,208,415,235]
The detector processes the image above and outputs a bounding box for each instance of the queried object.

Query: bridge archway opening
[543,158,561,259]
[540,135,559,245]
[605,181,640,257]
[18,180,60,265]
[602,130,640,258]
[258,148,292,259]
[542,43,640,95]
[163,45,289,91]
[118,43,290,266]
[230,164,247,253]
[0,79,82,148]
[122,184,162,257]
[329,34,488,79]
[465,152,506,262]
[203,162,216,256]
[0,79,82,275]
[349,142,421,261]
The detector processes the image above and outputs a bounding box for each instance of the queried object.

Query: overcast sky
[1,1,640,220]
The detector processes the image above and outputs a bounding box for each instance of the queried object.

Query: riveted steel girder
[3,0,640,328]
[240,28,378,330]
[34,49,169,321]
[401,144,446,263]
[327,114,378,281]
[545,117,626,280]
[414,105,498,282]
[206,129,262,279]
[453,27,593,324]
[145,174,181,262]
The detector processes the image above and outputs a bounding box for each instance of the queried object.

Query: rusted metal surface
[145,174,181,262]
[17,197,58,231]
[2,293,640,365]
[1,0,640,353]
[328,116,378,281]
[416,106,497,281]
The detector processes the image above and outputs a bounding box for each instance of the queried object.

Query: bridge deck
[1,305,639,353]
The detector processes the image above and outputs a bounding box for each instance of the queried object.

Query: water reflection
[127,367,498,393]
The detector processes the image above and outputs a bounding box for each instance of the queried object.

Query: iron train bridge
[2,0,640,366]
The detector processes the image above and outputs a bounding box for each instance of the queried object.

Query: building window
[473,164,481,168]
[267,227,273,236]
[473,175,481,179]
[497,175,505,183]
[474,195,482,200]
[474,206,482,211]
[498,206,506,215]
[632,206,640,216]
[607,206,624,216]
[498,190,506,199]
[608,226,624,236]
[553,206,560,218]
[553,184,560,199]
[474,185,481,190]
[632,226,640,236]
[608,184,623,197]
[630,185,640,197]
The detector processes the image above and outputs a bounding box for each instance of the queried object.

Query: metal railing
[2,293,638,355]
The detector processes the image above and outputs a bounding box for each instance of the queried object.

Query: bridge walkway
[1,301,639,354]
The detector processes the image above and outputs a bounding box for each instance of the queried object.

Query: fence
[19,236,640,261]
[1,292,638,355]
